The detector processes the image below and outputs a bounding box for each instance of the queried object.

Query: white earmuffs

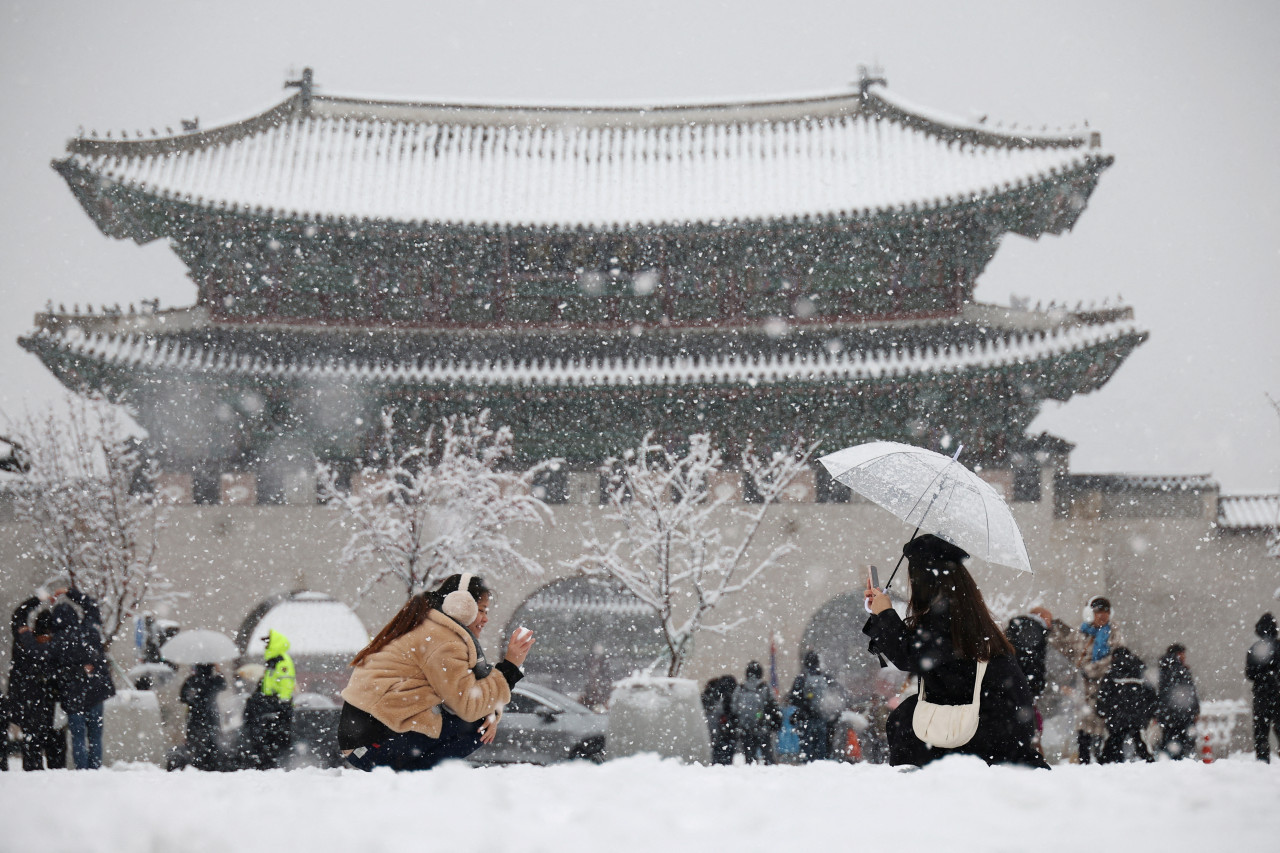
[441,572,478,625]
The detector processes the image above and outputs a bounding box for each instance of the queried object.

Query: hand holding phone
[864,565,888,615]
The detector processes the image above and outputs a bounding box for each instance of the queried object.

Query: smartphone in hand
[869,565,880,589]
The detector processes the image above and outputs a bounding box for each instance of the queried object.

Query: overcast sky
[1,0,1277,493]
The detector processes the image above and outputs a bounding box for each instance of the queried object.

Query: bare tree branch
[318,409,556,601]
[574,432,813,677]
[7,394,173,655]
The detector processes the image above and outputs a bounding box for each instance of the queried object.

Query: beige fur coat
[341,609,510,738]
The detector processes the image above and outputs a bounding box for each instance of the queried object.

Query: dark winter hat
[902,533,969,565]
[802,649,821,672]
[33,610,54,636]
[1110,646,1145,678]
[1258,613,1277,639]
[745,660,763,680]
[1089,596,1112,613]
[51,601,79,631]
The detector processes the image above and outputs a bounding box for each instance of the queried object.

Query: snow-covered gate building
[6,70,1276,727]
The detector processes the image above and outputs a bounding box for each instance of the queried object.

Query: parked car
[471,680,607,765]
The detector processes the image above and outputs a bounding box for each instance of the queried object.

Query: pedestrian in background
[732,660,781,764]
[9,600,65,770]
[50,588,116,770]
[700,674,738,765]
[1096,647,1156,764]
[1156,643,1199,760]
[788,650,838,762]
[179,663,226,770]
[1075,596,1123,764]
[1246,612,1280,762]
[242,629,295,769]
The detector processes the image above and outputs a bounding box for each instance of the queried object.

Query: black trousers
[1077,731,1104,764]
[1100,728,1153,764]
[21,726,66,771]
[739,729,776,764]
[1254,698,1278,762]
[1160,725,1196,760]
[346,711,484,771]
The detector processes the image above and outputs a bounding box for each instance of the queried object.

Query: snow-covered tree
[574,432,814,677]
[318,409,556,600]
[7,395,170,652]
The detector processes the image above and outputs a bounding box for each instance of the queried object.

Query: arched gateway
[504,577,664,704]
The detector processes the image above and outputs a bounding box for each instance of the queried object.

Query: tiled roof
[21,311,1143,391]
[1059,474,1218,492]
[1218,494,1280,530]
[57,84,1109,230]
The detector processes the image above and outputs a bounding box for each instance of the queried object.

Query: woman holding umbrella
[862,534,1047,769]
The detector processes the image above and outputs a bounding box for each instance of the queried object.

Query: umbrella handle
[882,523,919,593]
[882,553,907,592]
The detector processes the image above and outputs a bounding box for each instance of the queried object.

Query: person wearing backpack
[732,660,781,764]
[1096,647,1157,763]
[700,675,738,766]
[788,650,836,762]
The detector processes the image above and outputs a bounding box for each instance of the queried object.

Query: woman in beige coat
[338,573,534,771]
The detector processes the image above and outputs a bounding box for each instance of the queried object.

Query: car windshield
[521,682,595,714]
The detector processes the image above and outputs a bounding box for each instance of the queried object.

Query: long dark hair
[905,558,1014,661]
[350,573,490,667]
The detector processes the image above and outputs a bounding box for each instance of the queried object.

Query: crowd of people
[2,588,115,770]
[168,628,298,772]
[1005,596,1217,765]
[0,586,297,772]
[4,560,1279,771]
[701,535,1280,769]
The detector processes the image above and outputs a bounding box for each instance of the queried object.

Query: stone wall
[1,474,1274,704]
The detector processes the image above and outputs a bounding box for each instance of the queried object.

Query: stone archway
[800,592,902,703]
[504,577,664,706]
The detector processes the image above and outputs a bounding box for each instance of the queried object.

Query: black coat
[1097,648,1157,734]
[50,590,116,714]
[864,608,1047,769]
[180,666,226,740]
[8,598,60,731]
[1006,615,1048,699]
[1156,653,1199,730]
[1247,614,1279,705]
[180,665,226,769]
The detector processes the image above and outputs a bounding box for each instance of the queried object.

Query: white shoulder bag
[912,659,987,749]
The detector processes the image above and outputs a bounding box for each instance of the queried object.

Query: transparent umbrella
[160,629,239,664]
[818,440,1032,587]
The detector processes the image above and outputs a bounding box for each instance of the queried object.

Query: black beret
[902,533,969,564]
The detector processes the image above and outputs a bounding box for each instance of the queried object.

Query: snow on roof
[1217,494,1280,530]
[60,85,1107,229]
[244,596,369,657]
[1060,473,1218,492]
[23,313,1144,391]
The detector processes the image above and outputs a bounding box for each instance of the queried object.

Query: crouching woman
[338,573,534,771]
[863,535,1048,769]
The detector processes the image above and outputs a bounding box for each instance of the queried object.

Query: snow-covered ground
[4,755,1277,853]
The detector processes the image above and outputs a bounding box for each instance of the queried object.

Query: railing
[1198,699,1251,758]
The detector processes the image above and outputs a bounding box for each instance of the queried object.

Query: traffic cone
[1200,733,1214,764]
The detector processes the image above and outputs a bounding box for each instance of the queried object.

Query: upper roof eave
[63,80,1100,160]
